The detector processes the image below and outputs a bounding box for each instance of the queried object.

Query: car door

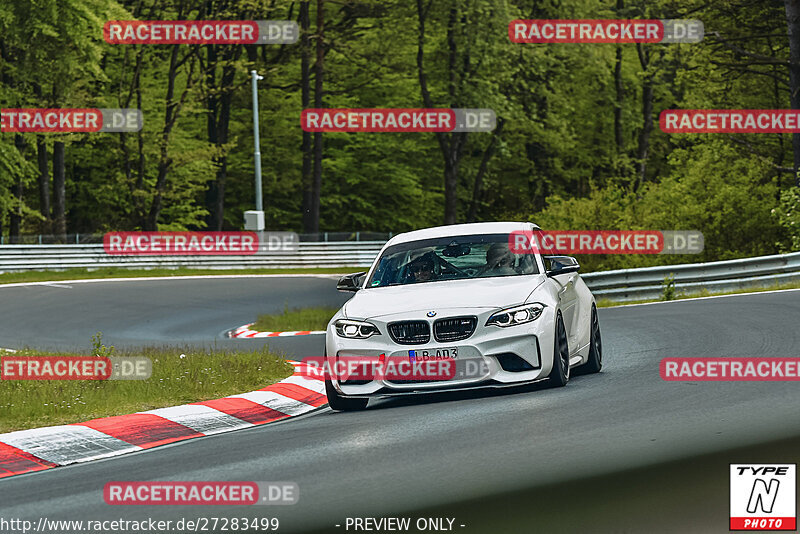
[544,257,580,352]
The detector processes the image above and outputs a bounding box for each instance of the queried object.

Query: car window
[366,233,539,287]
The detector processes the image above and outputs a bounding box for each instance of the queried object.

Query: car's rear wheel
[545,313,570,388]
[323,347,369,412]
[579,305,602,374]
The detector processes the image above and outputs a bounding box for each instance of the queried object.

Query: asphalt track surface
[0,276,349,355]
[1,278,800,533]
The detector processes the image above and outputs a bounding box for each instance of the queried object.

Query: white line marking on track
[0,274,344,290]
[605,287,800,309]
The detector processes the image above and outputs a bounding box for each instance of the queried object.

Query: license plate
[409,347,458,361]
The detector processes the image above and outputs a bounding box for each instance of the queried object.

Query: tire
[580,305,603,374]
[323,347,369,412]
[544,313,570,388]
[325,378,369,411]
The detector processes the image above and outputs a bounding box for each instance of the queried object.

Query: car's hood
[344,275,546,319]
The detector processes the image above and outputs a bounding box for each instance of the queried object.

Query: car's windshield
[366,233,539,288]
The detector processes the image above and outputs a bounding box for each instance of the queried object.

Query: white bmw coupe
[324,221,602,411]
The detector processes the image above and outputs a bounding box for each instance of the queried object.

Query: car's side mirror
[337,272,366,292]
[545,255,580,277]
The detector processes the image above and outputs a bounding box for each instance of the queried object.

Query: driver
[482,243,516,275]
[408,254,436,282]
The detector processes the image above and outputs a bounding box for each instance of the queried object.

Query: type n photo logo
[730,464,796,530]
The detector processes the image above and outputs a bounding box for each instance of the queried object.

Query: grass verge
[0,342,294,433]
[252,306,339,332]
[596,280,800,308]
[0,267,348,286]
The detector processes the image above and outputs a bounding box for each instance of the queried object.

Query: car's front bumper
[325,306,556,398]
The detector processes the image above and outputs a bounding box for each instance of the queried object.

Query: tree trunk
[146,151,169,231]
[468,118,504,222]
[785,0,800,186]
[145,45,180,230]
[443,3,461,225]
[210,70,233,230]
[310,0,325,234]
[300,0,314,234]
[10,176,22,243]
[417,0,468,225]
[204,43,236,231]
[205,43,220,227]
[121,42,146,227]
[32,84,51,233]
[53,140,66,241]
[635,43,654,191]
[37,136,50,233]
[136,78,146,227]
[444,155,460,225]
[146,43,192,230]
[9,135,25,242]
[614,0,624,153]
[614,46,624,152]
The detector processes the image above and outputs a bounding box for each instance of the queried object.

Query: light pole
[251,70,264,212]
[245,70,265,231]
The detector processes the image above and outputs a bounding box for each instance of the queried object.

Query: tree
[784,0,800,186]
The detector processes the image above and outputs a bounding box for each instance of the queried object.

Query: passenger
[481,243,516,276]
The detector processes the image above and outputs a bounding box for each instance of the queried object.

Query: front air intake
[388,320,430,345]
[496,351,540,372]
[433,316,477,342]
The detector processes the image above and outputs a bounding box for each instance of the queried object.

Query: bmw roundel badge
[427,311,437,317]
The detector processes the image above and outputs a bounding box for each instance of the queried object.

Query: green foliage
[0,344,293,432]
[0,0,797,271]
[774,188,800,252]
[0,142,37,219]
[532,140,782,271]
[661,274,676,301]
[91,331,115,357]
[253,306,339,332]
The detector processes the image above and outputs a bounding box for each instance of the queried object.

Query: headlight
[486,303,545,327]
[334,319,381,339]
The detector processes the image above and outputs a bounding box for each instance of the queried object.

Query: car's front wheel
[325,378,369,411]
[323,346,369,411]
[544,313,570,388]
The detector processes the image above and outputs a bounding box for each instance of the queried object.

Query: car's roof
[386,221,539,246]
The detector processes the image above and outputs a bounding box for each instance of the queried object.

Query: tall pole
[251,70,264,212]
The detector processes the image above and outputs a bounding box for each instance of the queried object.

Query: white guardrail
[0,242,799,302]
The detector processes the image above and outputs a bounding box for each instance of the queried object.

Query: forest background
[1,0,799,271]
